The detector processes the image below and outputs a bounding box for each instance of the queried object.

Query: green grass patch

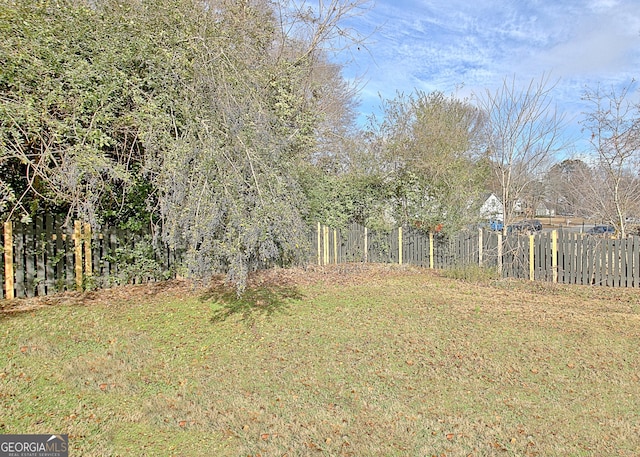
[441,263,501,282]
[1,265,639,456]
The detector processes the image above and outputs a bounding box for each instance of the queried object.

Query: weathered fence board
[44,215,55,293]
[14,223,25,298]
[633,236,639,287]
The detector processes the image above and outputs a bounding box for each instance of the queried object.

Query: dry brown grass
[1,264,639,456]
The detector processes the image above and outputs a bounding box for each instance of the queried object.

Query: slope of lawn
[1,264,639,456]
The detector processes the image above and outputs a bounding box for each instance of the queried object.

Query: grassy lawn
[1,264,639,456]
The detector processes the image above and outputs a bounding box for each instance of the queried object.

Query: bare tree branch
[579,81,640,237]
[476,74,570,231]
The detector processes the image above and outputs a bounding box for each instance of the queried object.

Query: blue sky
[339,0,640,154]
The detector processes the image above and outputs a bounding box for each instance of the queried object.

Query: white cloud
[588,0,620,11]
[531,3,640,78]
[339,0,640,152]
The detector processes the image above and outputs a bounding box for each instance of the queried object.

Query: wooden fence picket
[631,236,640,287]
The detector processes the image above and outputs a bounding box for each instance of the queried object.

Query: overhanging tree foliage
[0,0,371,292]
[0,0,148,223]
[147,0,370,290]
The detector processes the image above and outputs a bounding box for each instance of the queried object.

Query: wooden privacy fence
[4,219,640,299]
[2,216,178,300]
[312,223,640,288]
[312,222,499,269]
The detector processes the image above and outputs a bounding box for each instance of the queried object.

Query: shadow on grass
[203,283,304,324]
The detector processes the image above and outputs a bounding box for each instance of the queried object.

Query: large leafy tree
[146,0,311,286]
[0,0,157,224]
[1,0,371,291]
[371,90,488,233]
[146,0,370,290]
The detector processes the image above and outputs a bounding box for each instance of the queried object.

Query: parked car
[489,219,503,231]
[528,219,543,231]
[507,219,543,234]
[586,225,615,236]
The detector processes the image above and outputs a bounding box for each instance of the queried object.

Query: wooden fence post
[4,221,14,300]
[364,227,368,263]
[74,220,83,290]
[398,226,403,265]
[529,234,535,281]
[333,228,338,264]
[429,232,434,269]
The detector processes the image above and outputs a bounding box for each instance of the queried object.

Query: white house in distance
[535,202,555,217]
[480,193,504,221]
